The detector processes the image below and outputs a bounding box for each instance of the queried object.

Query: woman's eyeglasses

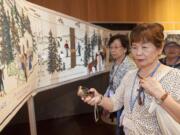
[109,46,123,50]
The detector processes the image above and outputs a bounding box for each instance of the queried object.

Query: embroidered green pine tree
[97,34,102,51]
[84,32,91,67]
[47,30,62,74]
[10,8,20,54]
[90,30,98,61]
[0,0,14,65]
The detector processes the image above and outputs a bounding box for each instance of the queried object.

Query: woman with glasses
[160,41,180,69]
[103,34,136,135]
[80,23,180,134]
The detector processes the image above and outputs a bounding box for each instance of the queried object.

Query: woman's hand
[82,88,102,106]
[139,77,166,99]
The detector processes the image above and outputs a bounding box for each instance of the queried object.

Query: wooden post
[70,27,76,68]
[27,96,37,135]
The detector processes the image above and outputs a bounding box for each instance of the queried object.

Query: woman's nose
[136,48,143,55]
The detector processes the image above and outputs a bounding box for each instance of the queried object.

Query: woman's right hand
[82,88,102,106]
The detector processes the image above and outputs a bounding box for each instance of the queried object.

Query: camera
[77,86,94,98]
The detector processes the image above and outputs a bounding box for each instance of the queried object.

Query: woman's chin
[112,56,118,60]
[135,61,147,68]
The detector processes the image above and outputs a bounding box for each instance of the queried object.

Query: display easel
[0,95,37,135]
[0,0,112,133]
[0,68,111,134]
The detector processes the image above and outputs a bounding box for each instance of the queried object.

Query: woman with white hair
[160,41,180,69]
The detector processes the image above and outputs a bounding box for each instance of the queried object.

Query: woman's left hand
[139,77,166,99]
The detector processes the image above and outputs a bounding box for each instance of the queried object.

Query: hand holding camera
[77,86,94,98]
[77,86,103,106]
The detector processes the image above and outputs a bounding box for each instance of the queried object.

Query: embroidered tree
[47,30,62,74]
[10,8,20,54]
[97,34,102,51]
[23,11,37,53]
[0,0,14,65]
[90,31,98,61]
[0,2,4,64]
[11,2,25,37]
[26,16,32,34]
[84,32,91,67]
[25,16,37,53]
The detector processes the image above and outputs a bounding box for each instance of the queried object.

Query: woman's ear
[124,48,127,54]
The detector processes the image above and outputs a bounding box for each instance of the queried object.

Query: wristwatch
[156,92,169,105]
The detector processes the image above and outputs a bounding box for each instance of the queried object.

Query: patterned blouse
[110,66,180,135]
[105,56,136,97]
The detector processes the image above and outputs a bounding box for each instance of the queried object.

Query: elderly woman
[160,41,180,69]
[81,23,180,134]
[103,34,136,135]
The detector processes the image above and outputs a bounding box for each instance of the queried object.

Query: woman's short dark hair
[130,23,164,49]
[108,34,130,55]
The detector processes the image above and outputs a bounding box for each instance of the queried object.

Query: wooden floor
[0,113,116,135]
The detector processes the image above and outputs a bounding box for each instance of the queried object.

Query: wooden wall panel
[27,0,180,30]
[87,0,180,23]
[88,0,129,22]
[27,0,88,20]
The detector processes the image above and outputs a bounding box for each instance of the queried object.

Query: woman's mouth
[136,59,145,62]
